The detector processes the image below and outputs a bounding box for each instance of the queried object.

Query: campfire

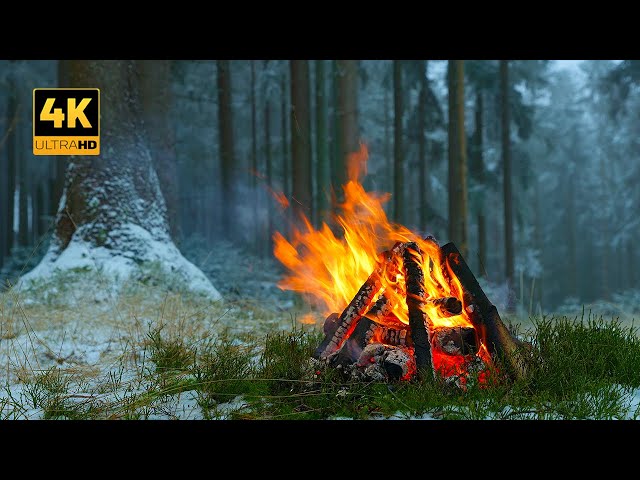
[274,144,529,387]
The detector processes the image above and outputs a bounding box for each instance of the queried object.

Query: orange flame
[272,143,498,383]
[273,143,473,333]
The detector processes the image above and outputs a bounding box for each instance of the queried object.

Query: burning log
[427,297,462,317]
[432,326,477,355]
[313,243,405,360]
[330,295,408,367]
[440,242,531,380]
[402,242,433,378]
[313,313,340,359]
[355,343,415,381]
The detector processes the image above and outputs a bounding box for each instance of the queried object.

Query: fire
[273,143,493,382]
[273,143,472,331]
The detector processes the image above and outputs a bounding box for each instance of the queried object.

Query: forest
[2,59,640,421]
[1,59,638,314]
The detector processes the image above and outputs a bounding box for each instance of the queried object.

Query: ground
[2,239,640,419]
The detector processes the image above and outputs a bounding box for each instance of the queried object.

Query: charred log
[331,295,408,367]
[313,313,341,359]
[432,326,477,355]
[427,296,462,317]
[440,242,530,380]
[402,242,433,378]
[355,343,415,382]
[314,243,406,360]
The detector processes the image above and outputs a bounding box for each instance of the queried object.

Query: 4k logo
[33,88,100,155]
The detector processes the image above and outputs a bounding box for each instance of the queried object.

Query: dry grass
[0,268,310,419]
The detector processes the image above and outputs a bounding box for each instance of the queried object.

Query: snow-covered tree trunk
[20,60,221,299]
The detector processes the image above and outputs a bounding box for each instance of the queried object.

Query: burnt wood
[432,326,477,355]
[428,296,463,317]
[313,313,340,359]
[315,243,405,359]
[440,242,530,380]
[402,242,434,379]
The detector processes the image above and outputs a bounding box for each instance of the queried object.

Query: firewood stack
[312,238,531,386]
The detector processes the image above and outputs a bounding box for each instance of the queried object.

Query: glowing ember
[273,143,493,382]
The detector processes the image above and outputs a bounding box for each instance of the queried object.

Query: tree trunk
[263,60,273,257]
[471,90,486,277]
[22,60,220,299]
[330,60,341,210]
[250,60,259,246]
[290,60,313,221]
[3,73,18,261]
[337,60,359,190]
[281,65,290,201]
[51,60,68,219]
[565,161,577,299]
[217,60,236,240]
[447,60,468,258]
[384,71,392,196]
[315,60,330,226]
[500,60,515,311]
[418,60,429,232]
[139,60,180,242]
[18,113,29,248]
[35,184,45,243]
[393,60,404,225]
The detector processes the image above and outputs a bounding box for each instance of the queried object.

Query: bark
[250,60,259,245]
[337,60,359,189]
[263,60,273,256]
[18,115,28,247]
[447,60,468,258]
[315,60,330,226]
[384,73,392,195]
[24,60,220,298]
[418,60,429,231]
[472,91,487,277]
[500,60,515,307]
[393,60,404,224]
[440,242,530,380]
[330,61,341,209]
[139,60,180,242]
[290,60,313,221]
[4,74,18,258]
[35,184,45,243]
[52,61,169,250]
[217,60,236,240]
[52,60,68,218]
[280,66,290,200]
[280,66,291,238]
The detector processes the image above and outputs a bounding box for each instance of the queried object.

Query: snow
[17,223,222,301]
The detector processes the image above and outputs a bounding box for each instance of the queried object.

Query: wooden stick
[402,242,434,379]
[315,243,405,359]
[440,242,530,380]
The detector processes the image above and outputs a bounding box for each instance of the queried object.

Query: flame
[273,143,473,331]
[298,312,318,325]
[273,143,493,382]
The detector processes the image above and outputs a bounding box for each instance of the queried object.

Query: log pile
[312,239,530,386]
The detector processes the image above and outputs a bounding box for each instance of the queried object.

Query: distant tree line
[1,59,638,312]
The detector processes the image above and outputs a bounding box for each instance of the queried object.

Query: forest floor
[1,239,640,420]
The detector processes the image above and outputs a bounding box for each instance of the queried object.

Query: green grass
[3,310,640,420]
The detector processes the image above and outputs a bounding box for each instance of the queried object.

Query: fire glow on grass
[273,144,492,380]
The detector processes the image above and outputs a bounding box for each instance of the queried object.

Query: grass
[2,270,640,420]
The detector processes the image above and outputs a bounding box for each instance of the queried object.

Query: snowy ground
[2,239,640,419]
[0,239,311,419]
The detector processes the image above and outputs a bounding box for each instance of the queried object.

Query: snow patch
[17,223,222,300]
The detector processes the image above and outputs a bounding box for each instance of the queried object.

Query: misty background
[0,59,638,317]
